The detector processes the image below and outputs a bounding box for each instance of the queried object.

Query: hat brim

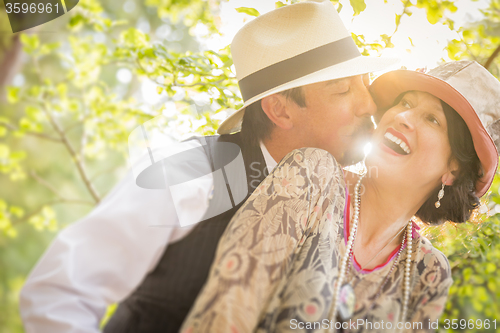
[369,70,498,197]
[217,55,399,135]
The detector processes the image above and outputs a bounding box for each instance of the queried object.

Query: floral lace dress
[180,148,453,333]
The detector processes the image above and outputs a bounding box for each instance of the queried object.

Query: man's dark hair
[240,87,306,148]
[415,99,482,225]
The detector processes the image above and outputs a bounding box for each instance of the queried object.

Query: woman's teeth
[384,132,411,154]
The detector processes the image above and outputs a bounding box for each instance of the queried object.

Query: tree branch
[12,199,94,226]
[30,170,63,198]
[63,112,91,134]
[90,165,119,182]
[459,36,479,62]
[0,34,23,102]
[28,53,101,204]
[40,103,101,203]
[30,170,94,205]
[484,44,500,70]
[79,126,88,158]
[171,78,225,88]
[393,0,411,36]
[0,121,62,142]
[135,57,227,89]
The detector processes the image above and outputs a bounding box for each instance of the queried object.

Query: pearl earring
[435,183,445,208]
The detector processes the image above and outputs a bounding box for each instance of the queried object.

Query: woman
[180,61,500,332]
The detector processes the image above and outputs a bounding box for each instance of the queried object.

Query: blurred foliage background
[0,0,499,332]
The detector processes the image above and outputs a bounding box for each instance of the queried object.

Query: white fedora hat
[217,0,398,135]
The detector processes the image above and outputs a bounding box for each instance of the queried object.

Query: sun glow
[199,0,489,73]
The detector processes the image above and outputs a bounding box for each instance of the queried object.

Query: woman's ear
[442,160,459,186]
[261,94,294,130]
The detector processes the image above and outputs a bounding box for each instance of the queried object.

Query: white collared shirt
[20,139,277,333]
[260,140,278,174]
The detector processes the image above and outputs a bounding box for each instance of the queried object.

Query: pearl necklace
[329,173,413,325]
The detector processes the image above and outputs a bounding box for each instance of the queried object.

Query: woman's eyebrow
[431,104,445,114]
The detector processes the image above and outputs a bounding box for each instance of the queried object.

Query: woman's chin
[365,152,404,181]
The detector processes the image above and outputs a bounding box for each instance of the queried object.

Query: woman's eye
[427,114,440,125]
[401,99,411,108]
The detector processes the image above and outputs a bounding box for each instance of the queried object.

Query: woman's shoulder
[414,234,453,286]
[282,147,342,172]
[280,147,344,184]
[287,147,338,160]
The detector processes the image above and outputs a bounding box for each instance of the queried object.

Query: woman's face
[366,91,457,194]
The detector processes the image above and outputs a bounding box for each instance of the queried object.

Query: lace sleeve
[180,148,346,333]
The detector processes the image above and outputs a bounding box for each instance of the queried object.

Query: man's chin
[338,148,366,166]
[338,137,370,166]
[340,121,374,166]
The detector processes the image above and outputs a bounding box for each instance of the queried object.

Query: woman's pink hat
[370,61,500,197]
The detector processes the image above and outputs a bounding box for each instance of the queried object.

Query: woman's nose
[394,110,415,131]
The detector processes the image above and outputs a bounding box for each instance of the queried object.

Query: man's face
[290,74,377,165]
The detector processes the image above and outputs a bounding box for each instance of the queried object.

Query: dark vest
[104,133,268,333]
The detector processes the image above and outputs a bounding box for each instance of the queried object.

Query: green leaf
[0,144,9,158]
[350,0,366,15]
[463,267,472,282]
[487,278,496,292]
[25,106,41,120]
[103,18,112,28]
[29,206,57,231]
[111,20,128,27]
[445,18,455,30]
[443,1,458,13]
[462,29,473,40]
[20,34,40,54]
[5,227,18,238]
[121,28,150,48]
[56,83,68,99]
[7,87,20,104]
[68,14,85,30]
[9,206,24,218]
[425,6,440,25]
[28,85,41,98]
[10,151,26,160]
[472,299,483,312]
[486,262,496,273]
[40,42,61,55]
[275,1,286,8]
[235,7,260,17]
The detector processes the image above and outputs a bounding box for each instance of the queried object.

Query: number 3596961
[5,2,61,14]
[443,319,497,330]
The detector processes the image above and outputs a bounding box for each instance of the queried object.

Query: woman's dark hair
[240,87,306,148]
[408,97,482,225]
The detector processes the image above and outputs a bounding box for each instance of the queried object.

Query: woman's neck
[344,170,422,267]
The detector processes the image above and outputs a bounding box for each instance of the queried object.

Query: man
[20,1,397,332]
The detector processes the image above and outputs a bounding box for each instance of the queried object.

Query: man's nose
[355,85,377,118]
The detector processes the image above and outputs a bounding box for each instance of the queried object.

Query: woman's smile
[384,128,411,154]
